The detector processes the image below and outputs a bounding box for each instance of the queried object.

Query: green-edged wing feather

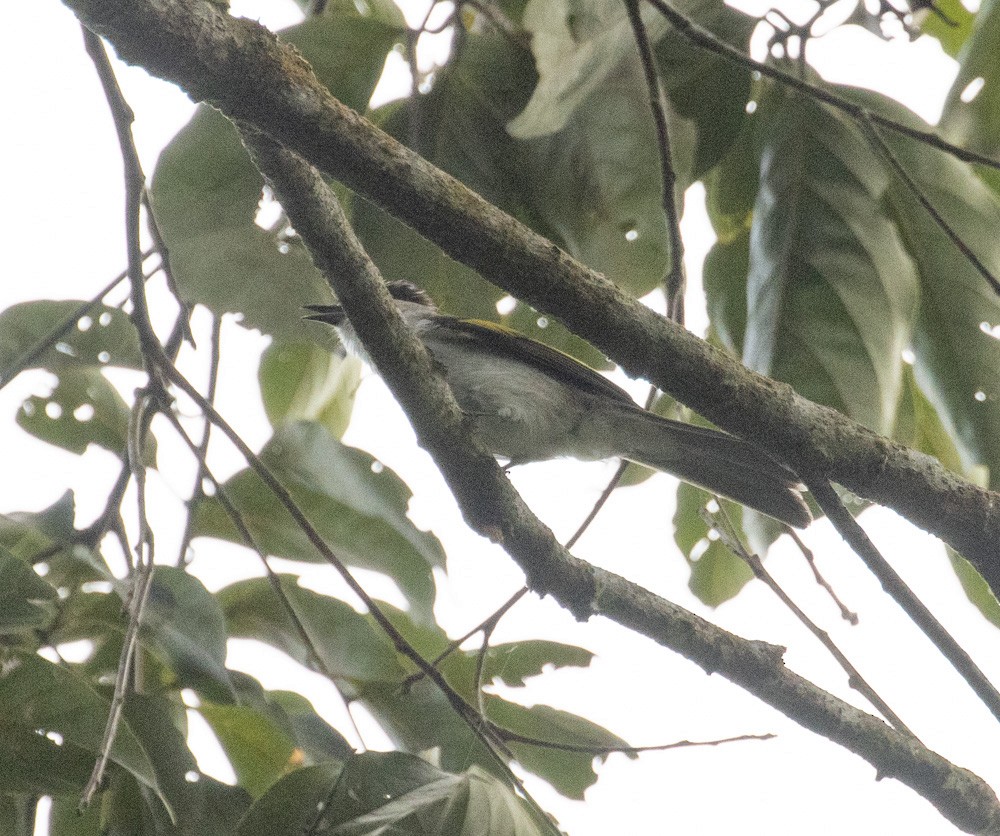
[438,317,635,404]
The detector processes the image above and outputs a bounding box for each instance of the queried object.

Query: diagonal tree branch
[236,128,1000,832]
[63,0,1000,588]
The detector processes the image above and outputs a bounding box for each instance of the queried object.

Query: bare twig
[709,504,912,734]
[623,0,685,322]
[787,527,858,625]
[160,405,369,749]
[175,314,222,566]
[808,478,1000,725]
[492,727,774,755]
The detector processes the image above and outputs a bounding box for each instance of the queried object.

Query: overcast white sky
[6,1,1000,833]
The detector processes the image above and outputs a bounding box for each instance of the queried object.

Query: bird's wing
[433,316,636,405]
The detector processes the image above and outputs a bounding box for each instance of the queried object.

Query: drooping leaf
[744,86,920,436]
[198,701,298,799]
[120,692,252,832]
[0,492,75,564]
[357,607,610,797]
[0,301,142,379]
[653,0,755,178]
[150,12,402,339]
[486,699,633,800]
[191,422,444,623]
[258,340,361,437]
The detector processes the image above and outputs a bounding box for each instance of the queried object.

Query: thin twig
[859,111,1000,296]
[623,0,685,322]
[492,727,774,755]
[175,314,222,566]
[808,477,1000,725]
[81,393,158,808]
[709,504,913,735]
[787,527,858,625]
[160,405,369,749]
[79,25,161,807]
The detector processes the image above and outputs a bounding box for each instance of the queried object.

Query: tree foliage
[6,0,1000,832]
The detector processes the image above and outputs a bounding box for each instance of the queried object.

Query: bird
[305,281,810,528]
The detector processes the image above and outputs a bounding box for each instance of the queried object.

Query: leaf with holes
[673,481,752,606]
[0,300,142,379]
[17,367,156,464]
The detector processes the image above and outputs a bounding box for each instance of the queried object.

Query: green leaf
[893,365,971,478]
[268,690,354,762]
[702,228,750,355]
[0,725,95,796]
[199,699,299,799]
[17,368,156,464]
[258,340,361,437]
[141,567,236,703]
[354,607,609,797]
[350,33,610,366]
[219,575,405,687]
[481,640,593,687]
[120,692,252,832]
[745,87,920,435]
[235,763,342,836]
[509,0,669,139]
[941,0,1000,160]
[949,547,1000,628]
[0,301,142,378]
[0,796,39,836]
[673,482,753,606]
[0,654,165,811]
[0,492,77,564]
[874,96,1000,486]
[191,421,444,623]
[653,0,755,178]
[150,13,402,339]
[487,699,632,800]
[320,753,548,835]
[0,550,57,633]
[920,0,976,57]
[519,57,692,298]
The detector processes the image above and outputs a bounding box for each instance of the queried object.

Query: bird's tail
[603,404,811,528]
